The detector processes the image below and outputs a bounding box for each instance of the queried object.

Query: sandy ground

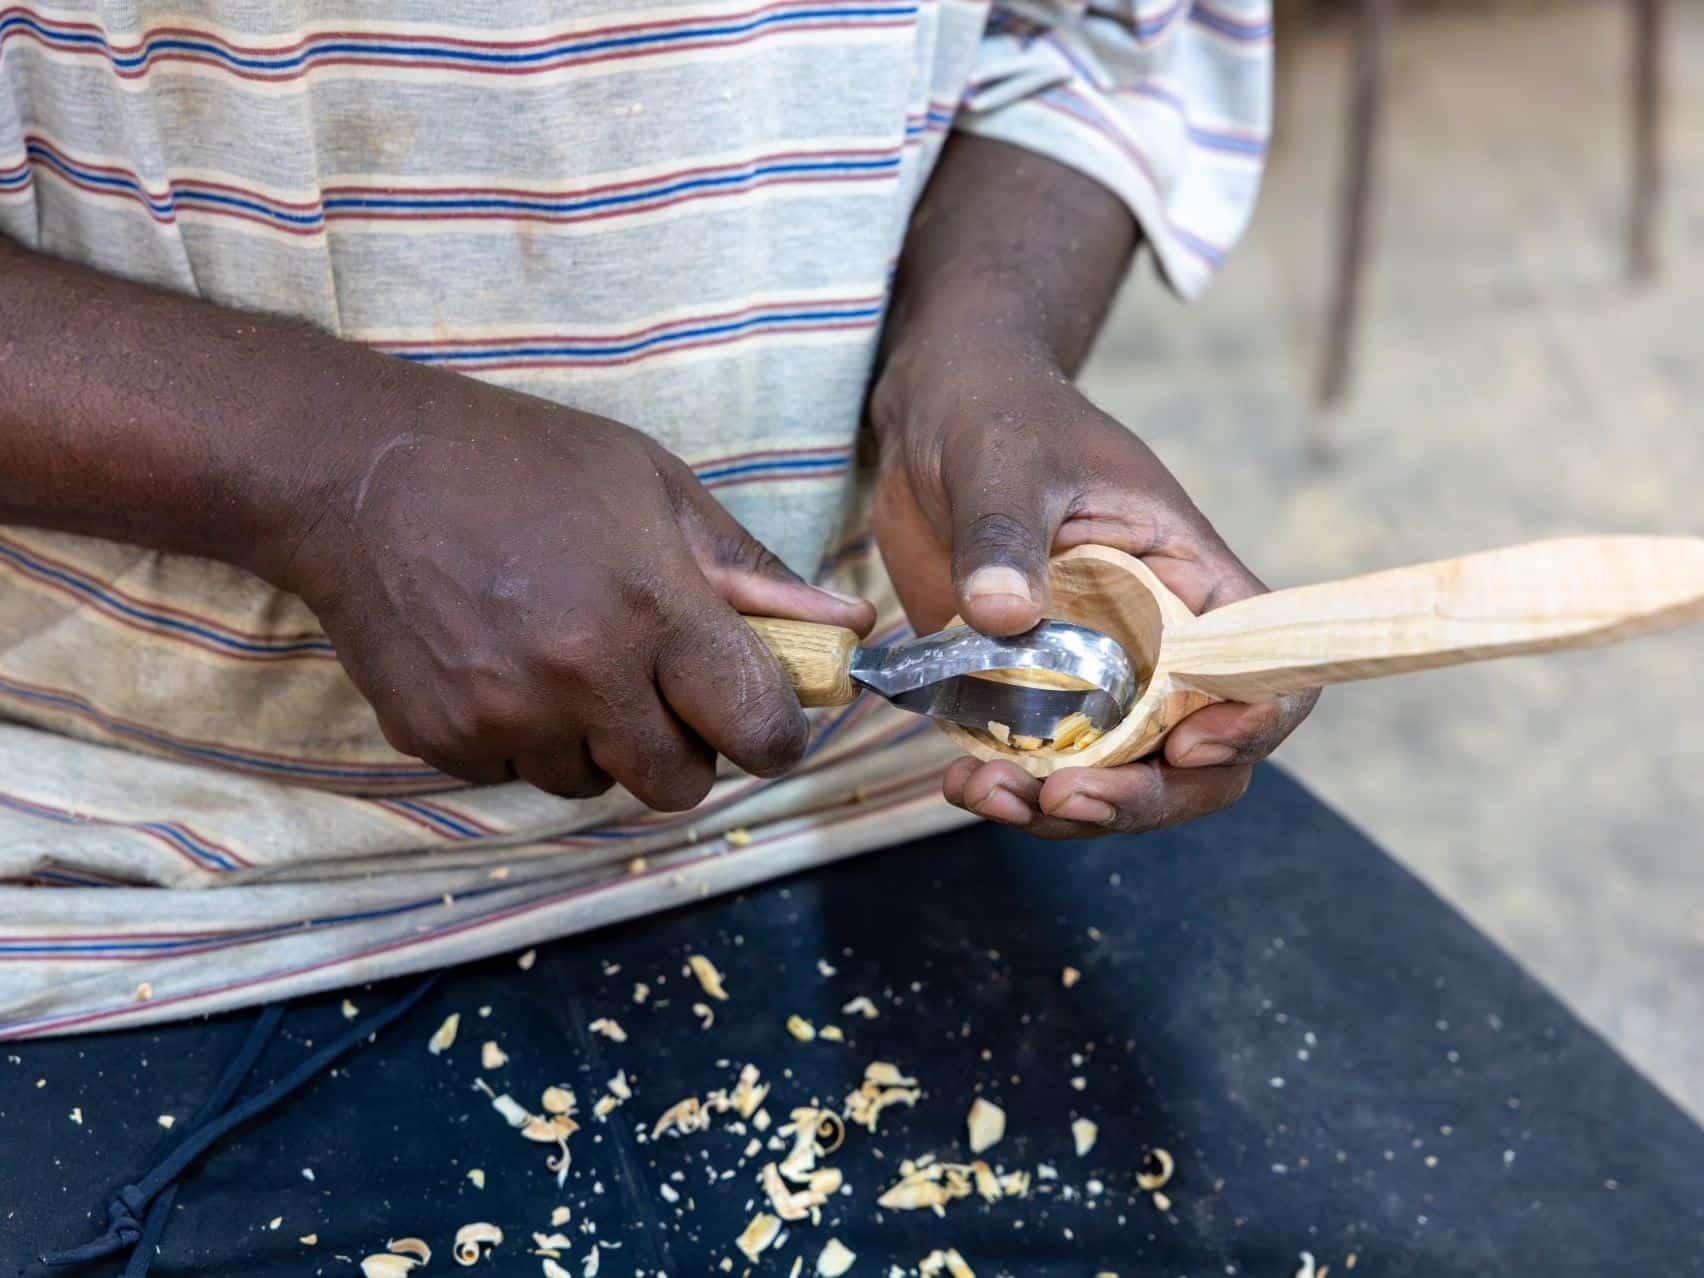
[1080,0,1704,1117]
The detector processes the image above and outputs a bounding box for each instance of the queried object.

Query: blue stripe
[0,675,442,782]
[386,798,487,840]
[1189,127,1266,156]
[397,305,883,365]
[1188,6,1272,40]
[323,156,899,217]
[0,793,235,871]
[1,7,918,75]
[695,454,847,482]
[0,539,337,656]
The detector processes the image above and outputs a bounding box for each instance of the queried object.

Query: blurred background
[1081,0,1704,1117]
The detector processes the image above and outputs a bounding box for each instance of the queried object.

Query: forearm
[0,234,400,579]
[877,134,1138,398]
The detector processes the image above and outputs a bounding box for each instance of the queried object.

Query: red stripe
[430,319,874,373]
[0,788,249,871]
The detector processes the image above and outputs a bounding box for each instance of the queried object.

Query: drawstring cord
[41,977,437,1275]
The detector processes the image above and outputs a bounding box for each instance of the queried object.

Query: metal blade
[887,677,1126,738]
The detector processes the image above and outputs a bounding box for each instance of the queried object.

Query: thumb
[685,494,877,637]
[948,457,1064,637]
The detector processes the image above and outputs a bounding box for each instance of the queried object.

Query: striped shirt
[0,0,1271,1036]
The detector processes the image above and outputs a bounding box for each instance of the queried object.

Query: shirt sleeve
[954,0,1273,299]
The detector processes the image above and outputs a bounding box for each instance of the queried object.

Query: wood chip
[588,1018,627,1043]
[551,1206,571,1227]
[543,1261,572,1278]
[687,954,729,1000]
[299,1235,318,1246]
[815,1238,856,1276]
[466,1168,485,1189]
[481,1041,508,1070]
[632,982,650,1004]
[725,828,753,847]
[818,1025,844,1042]
[786,1015,817,1042]
[735,1213,781,1262]
[341,999,359,1019]
[1061,967,1081,989]
[453,1222,503,1266]
[1136,1147,1174,1191]
[361,1256,417,1278]
[692,1002,714,1030]
[841,996,878,1019]
[921,1249,976,1278]
[1152,1190,1172,1212]
[133,982,153,1002]
[157,1114,175,1129]
[542,1086,577,1115]
[517,949,537,971]
[428,1013,460,1055]
[966,1098,1005,1154]
[1071,1117,1098,1157]
[388,1239,431,1264]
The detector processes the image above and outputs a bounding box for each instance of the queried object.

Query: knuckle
[962,510,1041,561]
[721,689,808,776]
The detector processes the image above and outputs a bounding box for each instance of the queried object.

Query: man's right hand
[264,372,875,807]
[0,236,871,808]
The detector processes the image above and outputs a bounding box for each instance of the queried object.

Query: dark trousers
[7,767,1702,1276]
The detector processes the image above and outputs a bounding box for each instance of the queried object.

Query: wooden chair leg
[1628,0,1663,281]
[1313,0,1393,438]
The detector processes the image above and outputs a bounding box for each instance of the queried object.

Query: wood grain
[745,617,860,707]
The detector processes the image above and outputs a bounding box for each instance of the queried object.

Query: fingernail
[966,565,1034,604]
[976,784,1034,826]
[1177,741,1236,767]
[816,586,869,607]
[1053,793,1117,825]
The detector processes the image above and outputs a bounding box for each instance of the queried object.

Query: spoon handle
[1161,536,1704,702]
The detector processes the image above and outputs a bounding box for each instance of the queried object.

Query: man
[0,0,1309,1025]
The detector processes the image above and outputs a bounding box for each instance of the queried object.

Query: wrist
[870,320,1067,449]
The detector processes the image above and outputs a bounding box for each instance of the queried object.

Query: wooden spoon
[937,535,1704,777]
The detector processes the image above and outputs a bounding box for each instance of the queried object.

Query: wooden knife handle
[745,616,861,707]
[1161,535,1704,701]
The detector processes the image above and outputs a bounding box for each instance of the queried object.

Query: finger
[952,760,1043,827]
[679,484,877,636]
[413,752,516,789]
[942,757,980,808]
[943,438,1068,636]
[655,597,813,779]
[586,694,718,812]
[1163,690,1319,768]
[512,744,615,802]
[1038,760,1253,834]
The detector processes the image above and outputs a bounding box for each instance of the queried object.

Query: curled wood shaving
[734,1213,781,1262]
[1071,1118,1099,1157]
[360,1256,417,1278]
[815,1238,856,1276]
[687,954,729,1000]
[966,1098,1005,1154]
[652,1096,710,1139]
[388,1239,431,1264]
[454,1223,503,1266]
[588,1018,627,1043]
[761,1161,826,1221]
[841,997,878,1019]
[522,1116,565,1143]
[428,1014,461,1055]
[481,1041,508,1070]
[845,1062,920,1132]
[786,1015,817,1042]
[1136,1147,1174,1191]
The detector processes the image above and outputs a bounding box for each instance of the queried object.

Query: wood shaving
[966,1098,1005,1154]
[134,982,153,1002]
[790,1259,804,1278]
[786,1015,817,1042]
[522,1116,566,1143]
[388,1239,431,1264]
[1071,1118,1098,1157]
[845,1062,920,1132]
[815,1238,856,1276]
[735,1213,780,1262]
[1061,967,1081,989]
[986,721,1012,745]
[841,996,878,1019]
[543,1261,572,1278]
[818,1025,844,1042]
[300,1235,318,1246]
[1011,734,1044,750]
[157,1115,175,1129]
[588,1018,627,1043]
[453,1223,503,1266]
[341,999,359,1020]
[466,1168,485,1189]
[1151,1190,1171,1212]
[970,1160,1001,1204]
[920,1249,975,1278]
[551,1206,571,1227]
[687,954,729,1000]
[653,1096,710,1139]
[1295,1253,1317,1278]
[490,1093,531,1128]
[533,1231,573,1251]
[633,983,650,1004]
[69,1107,82,1125]
[762,1161,828,1221]
[517,950,537,971]
[360,1256,417,1278]
[428,1013,460,1056]
[542,1086,577,1116]
[481,1041,508,1070]
[1136,1147,1174,1191]
[692,1002,714,1030]
[725,828,753,847]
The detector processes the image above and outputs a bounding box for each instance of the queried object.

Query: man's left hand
[870,346,1317,839]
